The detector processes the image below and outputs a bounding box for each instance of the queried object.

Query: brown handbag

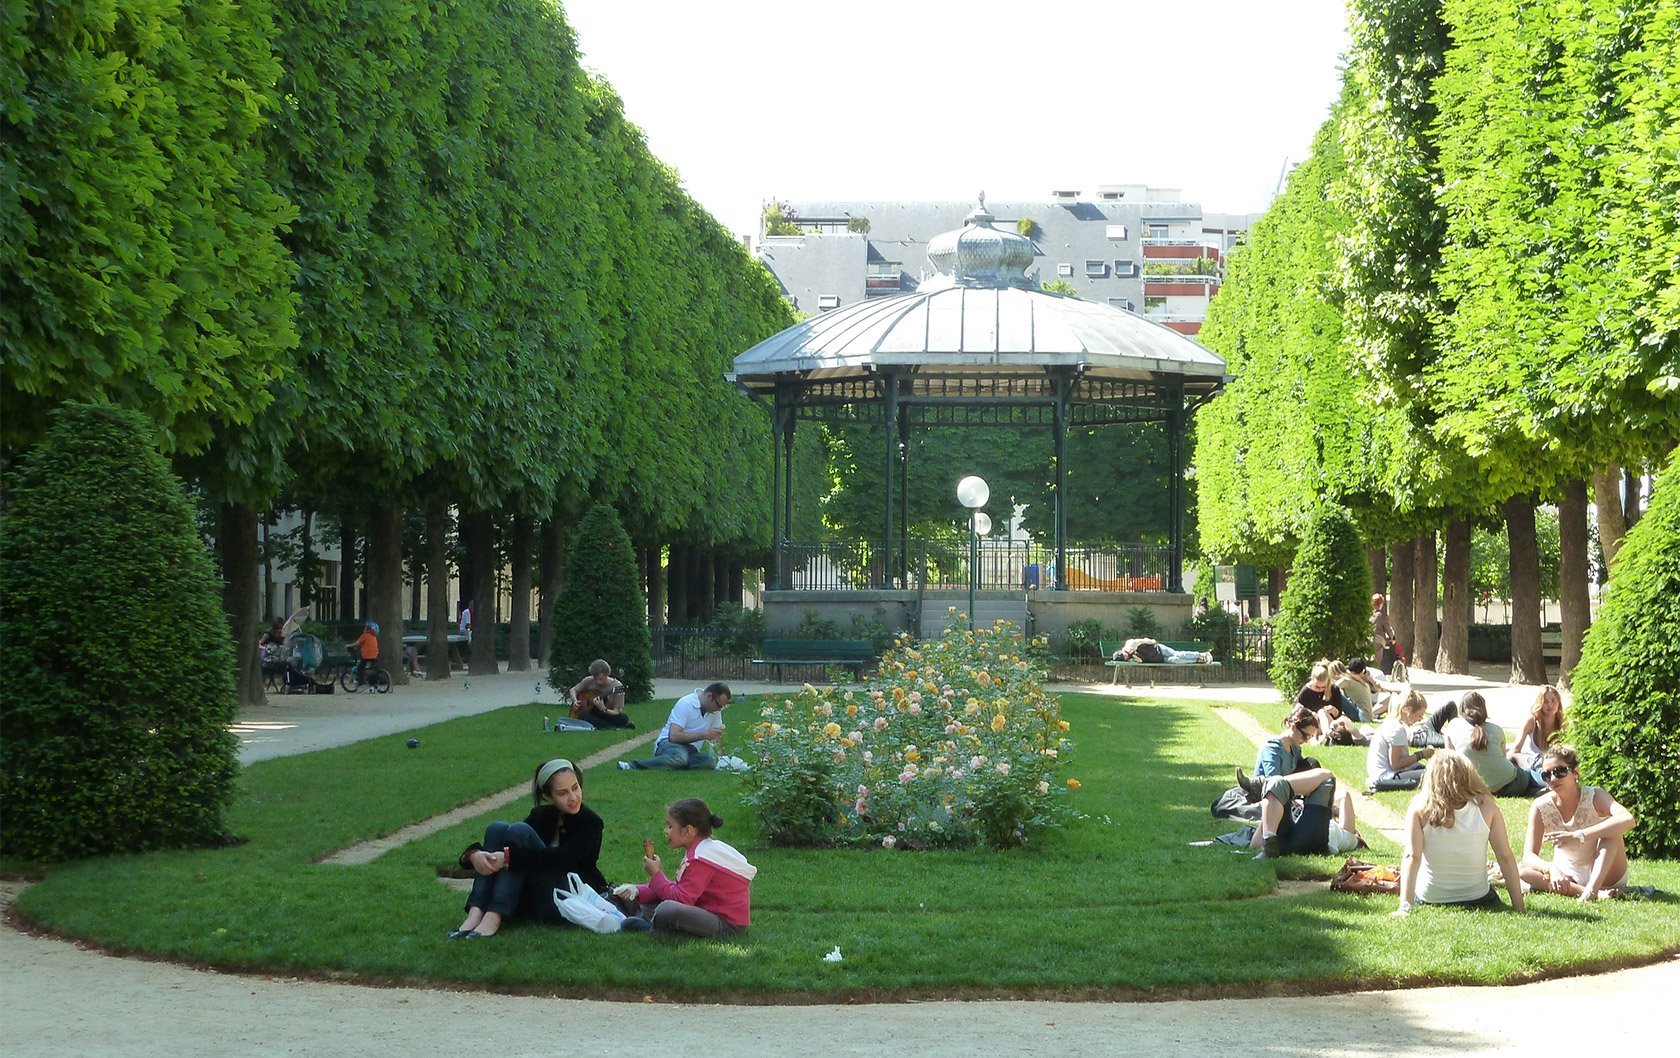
[1329,857,1401,895]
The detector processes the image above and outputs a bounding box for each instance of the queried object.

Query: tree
[1566,459,1679,858]
[1268,504,1374,698]
[548,504,654,703]
[1041,279,1079,297]
[0,405,240,859]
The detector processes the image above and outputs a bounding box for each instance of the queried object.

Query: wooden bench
[1541,628,1563,669]
[753,639,875,682]
[1099,639,1221,687]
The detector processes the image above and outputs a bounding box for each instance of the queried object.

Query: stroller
[277,634,326,694]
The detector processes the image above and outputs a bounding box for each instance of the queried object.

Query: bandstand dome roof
[730,195,1228,399]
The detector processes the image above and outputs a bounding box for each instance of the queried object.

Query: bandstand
[729,197,1229,637]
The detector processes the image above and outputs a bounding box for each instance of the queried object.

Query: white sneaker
[617,761,632,771]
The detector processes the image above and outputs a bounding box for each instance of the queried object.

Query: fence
[775,539,1172,592]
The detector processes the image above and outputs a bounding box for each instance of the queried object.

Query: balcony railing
[774,539,1171,591]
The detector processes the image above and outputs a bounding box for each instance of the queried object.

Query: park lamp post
[957,475,991,628]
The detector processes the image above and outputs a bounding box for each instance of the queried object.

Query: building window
[817,294,841,310]
[1085,260,1108,278]
[1106,297,1135,312]
[1114,260,1135,277]
[1145,223,1170,240]
[1144,296,1167,312]
[1105,224,1128,240]
[1052,189,1079,199]
[1056,263,1074,277]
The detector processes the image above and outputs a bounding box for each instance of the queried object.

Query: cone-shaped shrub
[548,503,653,702]
[1567,460,1679,859]
[0,404,240,859]
[1268,503,1373,698]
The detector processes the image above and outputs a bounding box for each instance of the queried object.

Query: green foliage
[1566,460,1680,858]
[1016,217,1039,239]
[1041,278,1079,297]
[0,0,299,458]
[1269,504,1374,696]
[705,603,766,659]
[1061,618,1114,661]
[0,405,240,859]
[743,624,1073,849]
[1123,607,1164,639]
[763,201,802,236]
[1182,607,1239,661]
[846,216,870,234]
[548,504,653,702]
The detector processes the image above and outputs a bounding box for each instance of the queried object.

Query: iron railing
[774,540,1171,591]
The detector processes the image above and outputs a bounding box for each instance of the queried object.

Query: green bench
[753,639,875,682]
[1541,627,1564,669]
[1099,639,1220,687]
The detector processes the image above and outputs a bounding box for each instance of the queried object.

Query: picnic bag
[1329,857,1400,895]
[552,872,626,933]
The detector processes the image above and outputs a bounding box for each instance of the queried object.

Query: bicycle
[340,658,392,694]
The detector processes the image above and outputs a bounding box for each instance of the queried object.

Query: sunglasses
[1540,765,1575,782]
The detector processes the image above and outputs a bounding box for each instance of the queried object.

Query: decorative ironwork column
[782,401,797,590]
[1167,384,1185,593]
[897,405,910,588]
[1053,370,1069,591]
[770,396,783,590]
[882,372,898,589]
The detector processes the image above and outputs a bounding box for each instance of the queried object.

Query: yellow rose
[1057,719,1071,731]
[822,722,842,738]
[1066,778,1082,789]
[990,713,1007,733]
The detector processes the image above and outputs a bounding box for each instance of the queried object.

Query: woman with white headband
[451,758,606,938]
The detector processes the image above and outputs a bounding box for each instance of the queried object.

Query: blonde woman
[1393,749,1526,916]
[1510,685,1566,772]
[1366,686,1435,791]
[1519,744,1635,902]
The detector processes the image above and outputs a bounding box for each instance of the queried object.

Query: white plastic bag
[714,754,750,773]
[552,872,625,934]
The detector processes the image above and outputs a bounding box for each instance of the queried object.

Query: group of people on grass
[451,681,751,940]
[1236,682,1636,912]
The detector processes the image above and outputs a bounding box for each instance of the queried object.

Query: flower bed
[743,622,1075,849]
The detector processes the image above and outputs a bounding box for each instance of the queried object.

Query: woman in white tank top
[1393,750,1526,916]
[1519,743,1635,901]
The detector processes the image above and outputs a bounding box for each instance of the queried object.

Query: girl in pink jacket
[626,797,756,938]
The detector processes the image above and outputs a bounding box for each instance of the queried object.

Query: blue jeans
[465,821,546,919]
[625,741,716,770]
[1259,774,1336,855]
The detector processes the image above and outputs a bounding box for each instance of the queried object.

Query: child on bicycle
[348,620,380,682]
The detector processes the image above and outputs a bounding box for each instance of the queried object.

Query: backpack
[1135,641,1166,663]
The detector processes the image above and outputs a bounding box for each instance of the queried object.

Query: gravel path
[8,665,1670,1056]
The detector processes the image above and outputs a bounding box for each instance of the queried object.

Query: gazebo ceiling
[729,196,1228,401]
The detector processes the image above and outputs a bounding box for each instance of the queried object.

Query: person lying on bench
[1113,638,1212,664]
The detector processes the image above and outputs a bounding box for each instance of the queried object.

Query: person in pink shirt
[619,797,756,938]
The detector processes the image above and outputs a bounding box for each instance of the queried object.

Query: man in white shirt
[457,601,473,642]
[619,683,732,770]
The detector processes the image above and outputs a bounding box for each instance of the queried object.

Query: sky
[560,0,1352,238]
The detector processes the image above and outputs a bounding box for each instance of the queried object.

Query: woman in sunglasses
[1519,744,1636,902]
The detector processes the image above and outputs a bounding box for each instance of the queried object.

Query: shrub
[743,622,1075,849]
[707,603,765,659]
[547,504,653,702]
[1182,607,1239,660]
[1123,606,1163,639]
[1268,503,1372,698]
[0,403,240,860]
[1567,459,1680,859]
[1061,617,1108,661]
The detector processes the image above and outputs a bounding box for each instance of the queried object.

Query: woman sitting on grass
[1519,744,1636,902]
[1393,749,1526,916]
[618,797,756,938]
[1509,685,1566,775]
[1443,691,1538,796]
[1366,686,1435,792]
[451,758,606,939]
[1298,662,1368,745]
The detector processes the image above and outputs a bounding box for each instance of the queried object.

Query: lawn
[11,692,1679,1000]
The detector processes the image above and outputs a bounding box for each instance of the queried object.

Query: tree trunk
[456,509,475,615]
[1267,567,1283,615]
[365,503,406,685]
[507,513,533,671]
[219,502,265,707]
[647,541,666,628]
[464,509,498,675]
[426,502,453,682]
[1413,533,1440,671]
[1390,541,1416,661]
[729,561,744,606]
[1558,479,1591,688]
[339,520,358,623]
[261,516,274,620]
[298,509,317,609]
[538,518,566,671]
[668,543,690,626]
[1624,469,1643,529]
[1365,545,1386,598]
[1505,494,1547,684]
[1593,465,1627,573]
[1438,519,1470,674]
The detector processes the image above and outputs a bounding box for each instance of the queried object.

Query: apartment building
[758,186,1258,335]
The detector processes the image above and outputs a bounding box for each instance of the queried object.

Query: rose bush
[743,621,1075,849]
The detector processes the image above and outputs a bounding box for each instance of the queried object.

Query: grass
[10,692,1679,999]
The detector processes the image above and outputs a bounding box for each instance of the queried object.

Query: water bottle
[543,715,550,732]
